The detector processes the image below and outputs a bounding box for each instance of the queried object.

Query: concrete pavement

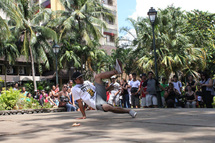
[0,109,215,143]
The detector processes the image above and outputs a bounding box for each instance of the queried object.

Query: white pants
[115,94,120,106]
[108,94,116,105]
[146,94,158,106]
[161,97,165,107]
[128,92,131,104]
[141,97,146,107]
[185,101,196,108]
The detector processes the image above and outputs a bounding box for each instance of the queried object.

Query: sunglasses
[64,86,67,88]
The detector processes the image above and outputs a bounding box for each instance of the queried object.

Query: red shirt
[106,91,110,101]
[140,80,147,97]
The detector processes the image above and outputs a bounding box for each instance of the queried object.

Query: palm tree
[1,0,57,91]
[120,6,206,78]
[186,10,215,76]
[53,0,114,72]
[0,17,19,88]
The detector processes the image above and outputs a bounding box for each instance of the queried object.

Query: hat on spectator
[72,72,84,80]
[140,73,146,77]
[111,75,117,79]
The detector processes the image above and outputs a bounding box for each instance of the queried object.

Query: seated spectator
[47,91,57,106]
[21,87,28,96]
[13,83,19,91]
[185,85,196,108]
[164,83,179,108]
[39,90,48,106]
[58,84,76,112]
[26,93,32,102]
[195,83,204,108]
[50,85,59,106]
[68,87,79,111]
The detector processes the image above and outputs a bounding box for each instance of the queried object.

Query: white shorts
[141,97,146,107]
[146,94,157,106]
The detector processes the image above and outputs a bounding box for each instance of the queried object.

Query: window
[106,35,115,42]
[105,18,114,25]
[19,67,27,75]
[102,0,113,6]
[108,0,113,5]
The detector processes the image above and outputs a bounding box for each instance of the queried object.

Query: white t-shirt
[172,81,182,94]
[110,82,120,95]
[72,81,96,109]
[129,80,140,88]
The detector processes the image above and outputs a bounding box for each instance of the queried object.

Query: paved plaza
[0,109,215,143]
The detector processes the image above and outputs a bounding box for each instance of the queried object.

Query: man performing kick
[71,59,137,119]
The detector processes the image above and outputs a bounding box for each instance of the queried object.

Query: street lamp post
[148,7,162,107]
[53,44,60,85]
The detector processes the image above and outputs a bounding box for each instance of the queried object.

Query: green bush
[0,88,55,111]
[0,88,24,110]
[16,97,41,110]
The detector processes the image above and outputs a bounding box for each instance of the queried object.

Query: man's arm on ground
[77,99,86,119]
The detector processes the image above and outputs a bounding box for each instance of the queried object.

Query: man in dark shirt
[142,71,163,108]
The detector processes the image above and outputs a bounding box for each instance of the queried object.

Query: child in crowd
[195,83,204,108]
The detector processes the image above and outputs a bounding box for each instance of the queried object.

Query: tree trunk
[81,56,83,73]
[29,46,37,91]
[4,59,7,89]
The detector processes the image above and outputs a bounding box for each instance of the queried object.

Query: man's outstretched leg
[102,104,137,118]
[95,59,122,84]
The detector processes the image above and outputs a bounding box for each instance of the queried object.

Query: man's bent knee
[102,104,113,112]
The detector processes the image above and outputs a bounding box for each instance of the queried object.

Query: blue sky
[117,0,215,37]
[117,0,136,36]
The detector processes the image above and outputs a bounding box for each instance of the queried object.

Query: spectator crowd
[105,71,215,109]
[1,70,215,111]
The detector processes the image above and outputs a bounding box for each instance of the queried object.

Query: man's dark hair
[132,73,136,76]
[148,71,154,75]
[173,75,178,79]
[162,77,166,81]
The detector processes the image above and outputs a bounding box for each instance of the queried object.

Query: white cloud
[130,0,215,20]
[119,29,137,49]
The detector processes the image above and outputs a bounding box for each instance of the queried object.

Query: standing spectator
[121,79,129,108]
[160,77,168,107]
[127,74,133,108]
[186,75,196,92]
[140,73,147,108]
[164,83,179,108]
[195,83,204,108]
[21,87,28,96]
[185,85,196,108]
[13,83,18,91]
[199,72,214,108]
[108,75,120,106]
[129,73,140,108]
[143,71,163,108]
[105,81,111,102]
[58,84,76,112]
[172,75,182,95]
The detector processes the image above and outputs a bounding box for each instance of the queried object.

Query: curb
[0,107,66,116]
